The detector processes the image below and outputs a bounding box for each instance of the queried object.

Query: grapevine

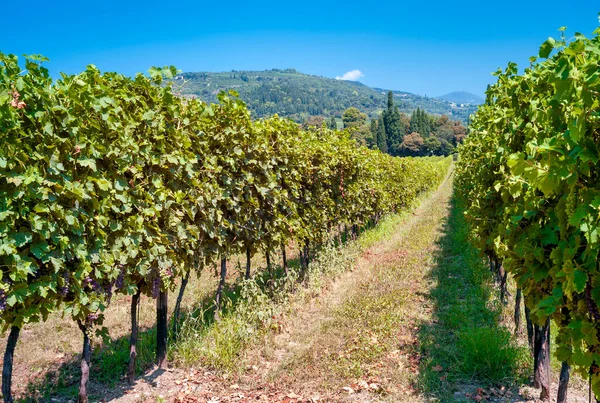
[456,27,600,398]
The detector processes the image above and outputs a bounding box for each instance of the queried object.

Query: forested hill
[177,69,477,123]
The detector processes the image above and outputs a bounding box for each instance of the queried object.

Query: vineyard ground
[2,237,305,399]
[2,172,590,402]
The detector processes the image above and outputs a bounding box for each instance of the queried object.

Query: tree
[400,113,411,136]
[432,118,454,144]
[342,107,370,145]
[301,115,325,130]
[376,115,388,153]
[438,139,454,155]
[410,109,418,134]
[383,91,403,155]
[369,119,378,149]
[342,107,367,129]
[399,132,425,156]
[424,136,441,155]
[452,121,467,144]
[329,116,338,130]
[410,108,432,137]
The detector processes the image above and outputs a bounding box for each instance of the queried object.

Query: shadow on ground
[416,189,530,401]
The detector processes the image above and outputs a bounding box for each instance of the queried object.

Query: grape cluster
[86,312,99,325]
[60,272,70,297]
[103,283,113,304]
[84,276,101,292]
[115,267,125,289]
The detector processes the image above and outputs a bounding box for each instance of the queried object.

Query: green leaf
[569,206,587,227]
[30,241,50,259]
[13,231,33,248]
[555,345,571,361]
[114,179,128,191]
[33,204,50,213]
[77,158,97,171]
[539,37,556,58]
[6,295,17,307]
[573,270,588,293]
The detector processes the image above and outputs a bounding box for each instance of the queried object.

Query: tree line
[336,91,467,157]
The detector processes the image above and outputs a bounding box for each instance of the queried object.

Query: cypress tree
[422,110,432,137]
[370,119,378,149]
[383,91,402,155]
[377,115,388,153]
[410,109,418,133]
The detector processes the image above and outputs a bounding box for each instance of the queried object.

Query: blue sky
[1,1,598,97]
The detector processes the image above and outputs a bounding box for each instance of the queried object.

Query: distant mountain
[436,91,484,105]
[177,69,478,124]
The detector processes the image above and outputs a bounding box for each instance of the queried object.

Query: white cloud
[335,69,364,81]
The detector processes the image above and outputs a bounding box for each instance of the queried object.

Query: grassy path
[244,165,462,401]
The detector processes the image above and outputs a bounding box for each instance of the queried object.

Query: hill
[436,91,484,105]
[176,69,477,123]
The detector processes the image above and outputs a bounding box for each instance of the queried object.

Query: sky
[1,1,599,98]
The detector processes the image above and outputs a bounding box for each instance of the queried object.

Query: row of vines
[0,53,451,402]
[456,28,600,401]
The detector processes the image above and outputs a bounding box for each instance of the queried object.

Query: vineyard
[0,53,452,402]
[5,23,600,403]
[457,28,600,401]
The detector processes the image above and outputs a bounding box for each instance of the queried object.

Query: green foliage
[456,29,600,397]
[342,107,370,145]
[342,107,367,129]
[376,115,388,153]
[383,91,404,155]
[329,116,338,130]
[0,51,452,353]
[410,108,432,137]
